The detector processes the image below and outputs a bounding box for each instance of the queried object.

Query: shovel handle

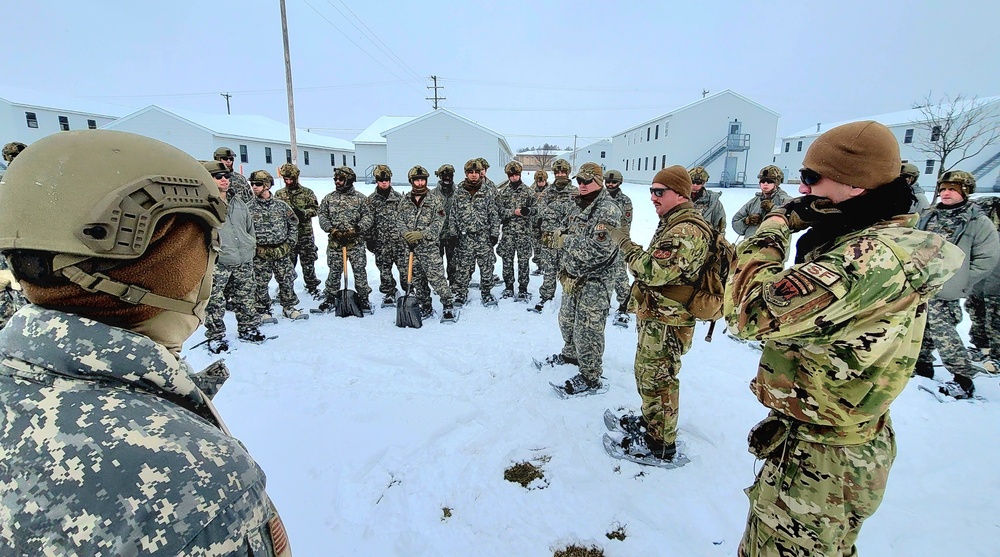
[342,246,349,289]
[407,251,414,283]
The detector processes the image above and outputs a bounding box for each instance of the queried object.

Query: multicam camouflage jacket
[449,180,499,239]
[497,180,536,235]
[0,306,287,556]
[539,179,578,245]
[397,191,447,249]
[621,203,710,326]
[368,187,405,247]
[561,188,622,280]
[692,188,726,234]
[274,183,319,237]
[318,188,374,242]
[431,181,458,241]
[917,201,1000,300]
[250,195,298,246]
[606,187,634,231]
[724,214,963,444]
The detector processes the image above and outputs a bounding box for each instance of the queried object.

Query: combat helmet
[689,166,709,184]
[2,141,27,163]
[435,164,455,178]
[574,162,604,186]
[551,159,571,173]
[534,170,548,183]
[757,165,784,185]
[937,170,976,196]
[334,166,356,184]
[476,157,490,170]
[504,160,523,176]
[373,164,392,181]
[900,162,920,179]
[605,169,623,184]
[213,147,236,161]
[278,163,300,180]
[464,158,485,173]
[250,170,274,187]
[408,165,430,183]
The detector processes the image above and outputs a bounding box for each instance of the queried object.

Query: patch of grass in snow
[504,460,545,488]
[441,507,452,521]
[553,544,605,557]
[605,522,627,541]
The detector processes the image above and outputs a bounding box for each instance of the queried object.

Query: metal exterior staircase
[690,133,750,169]
[971,150,1000,180]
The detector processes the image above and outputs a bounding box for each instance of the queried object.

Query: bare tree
[517,143,562,170]
[911,93,1000,176]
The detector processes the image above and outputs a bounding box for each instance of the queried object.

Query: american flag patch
[269,514,291,556]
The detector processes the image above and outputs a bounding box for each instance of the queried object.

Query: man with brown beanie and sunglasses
[725,121,963,556]
[0,130,291,556]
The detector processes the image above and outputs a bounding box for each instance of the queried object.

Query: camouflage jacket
[561,188,622,280]
[971,196,1000,295]
[318,187,374,240]
[724,214,963,444]
[909,182,930,214]
[731,188,793,237]
[497,180,536,235]
[274,183,319,238]
[431,181,458,240]
[530,184,548,237]
[0,306,285,556]
[691,188,726,234]
[250,195,298,246]
[540,179,578,243]
[229,171,255,204]
[368,187,406,248]
[397,191,447,251]
[218,194,257,266]
[449,180,499,239]
[621,203,710,326]
[606,187,634,231]
[916,201,1000,300]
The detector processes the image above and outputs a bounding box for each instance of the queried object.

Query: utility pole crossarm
[425,75,446,109]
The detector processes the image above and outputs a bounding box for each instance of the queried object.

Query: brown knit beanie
[652,165,693,198]
[801,121,901,189]
[21,215,210,327]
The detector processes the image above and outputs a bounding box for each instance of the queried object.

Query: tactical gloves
[490,235,499,247]
[518,206,533,217]
[608,226,632,248]
[744,214,763,226]
[403,230,424,245]
[760,199,774,213]
[768,195,842,232]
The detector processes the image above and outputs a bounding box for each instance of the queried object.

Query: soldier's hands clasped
[744,214,763,226]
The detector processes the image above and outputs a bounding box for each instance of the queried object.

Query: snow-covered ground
[183,178,1000,556]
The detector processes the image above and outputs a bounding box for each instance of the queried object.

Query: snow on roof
[353,116,416,144]
[613,89,780,136]
[0,84,131,118]
[516,149,570,156]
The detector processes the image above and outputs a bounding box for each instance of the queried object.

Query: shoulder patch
[595,223,607,231]
[652,248,673,259]
[799,262,842,287]
[765,273,816,307]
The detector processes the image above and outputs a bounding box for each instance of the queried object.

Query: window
[784,142,790,153]
[661,155,666,168]
[797,141,803,152]
[645,157,649,171]
[931,126,941,142]
[647,127,651,142]
[600,151,606,159]
[304,150,310,165]
[239,145,248,163]
[925,160,935,174]
[58,116,70,131]
[342,154,347,166]
[663,121,669,137]
[331,153,336,166]
[87,119,97,129]
[904,129,914,144]
[353,156,356,167]
[652,156,657,170]
[655,125,659,140]
[25,112,38,128]
[265,147,273,164]
[625,160,629,171]
[285,149,292,163]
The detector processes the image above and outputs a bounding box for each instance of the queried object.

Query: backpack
[661,214,736,321]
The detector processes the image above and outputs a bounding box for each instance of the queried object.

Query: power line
[331,0,424,85]
[81,80,409,100]
[449,105,674,113]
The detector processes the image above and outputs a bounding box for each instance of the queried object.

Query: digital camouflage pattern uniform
[318,175,374,302]
[538,177,578,301]
[432,168,459,285]
[724,215,962,556]
[368,179,409,298]
[496,176,536,294]
[449,179,500,302]
[605,181,633,310]
[530,172,548,271]
[557,187,622,383]
[228,171,254,204]
[205,192,259,340]
[620,202,709,446]
[398,190,453,308]
[0,256,26,329]
[968,196,1000,356]
[249,188,301,315]
[0,306,289,556]
[274,175,321,293]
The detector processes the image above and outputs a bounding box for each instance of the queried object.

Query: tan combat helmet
[757,165,784,184]
[464,159,484,173]
[213,147,236,161]
[373,164,392,181]
[534,170,549,183]
[689,166,709,184]
[605,169,623,184]
[407,165,430,183]
[900,163,921,180]
[249,170,274,187]
[435,164,455,179]
[504,160,523,176]
[937,170,976,197]
[2,141,27,163]
[334,166,356,184]
[278,163,300,180]
[551,159,571,173]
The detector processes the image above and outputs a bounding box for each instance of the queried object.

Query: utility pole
[426,75,446,109]
[702,89,709,98]
[280,0,298,164]
[220,92,232,115]
[571,134,578,170]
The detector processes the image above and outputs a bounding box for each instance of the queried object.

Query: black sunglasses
[219,156,235,162]
[760,179,776,185]
[606,180,621,186]
[250,181,267,187]
[800,169,822,186]
[576,177,595,186]
[649,187,669,198]
[211,172,232,180]
[691,180,705,186]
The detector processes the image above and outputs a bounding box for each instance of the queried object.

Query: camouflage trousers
[374,241,409,296]
[918,298,971,378]
[739,419,896,557]
[633,319,694,445]
[557,276,612,382]
[289,231,321,290]
[531,234,543,267]
[966,293,1000,353]
[453,234,496,301]
[440,238,458,286]
[205,261,258,340]
[498,230,533,292]
[324,243,372,300]
[538,246,563,301]
[409,244,453,307]
[253,254,300,313]
[611,252,631,309]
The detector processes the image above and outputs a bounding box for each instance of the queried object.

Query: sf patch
[765,272,815,307]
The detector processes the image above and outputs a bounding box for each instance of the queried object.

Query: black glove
[292,207,306,222]
[365,238,377,253]
[519,206,533,217]
[490,235,499,247]
[770,195,842,232]
[744,214,763,226]
[760,199,774,213]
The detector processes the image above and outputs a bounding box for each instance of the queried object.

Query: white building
[0,86,126,145]
[774,96,1000,191]
[562,139,613,171]
[611,90,780,187]
[352,115,416,182]
[103,106,355,178]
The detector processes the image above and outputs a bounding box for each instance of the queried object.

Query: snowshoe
[971,357,1000,377]
[420,304,434,319]
[603,409,647,438]
[500,287,515,299]
[259,313,278,325]
[527,297,550,314]
[967,346,989,364]
[515,291,532,303]
[550,373,608,398]
[532,353,579,369]
[602,433,688,468]
[454,295,467,306]
[469,281,480,289]
[282,307,309,321]
[238,329,270,344]
[358,297,374,315]
[530,267,543,276]
[612,311,631,329]
[207,339,229,354]
[440,304,460,323]
[482,293,498,307]
[938,379,975,400]
[306,287,324,301]
[381,292,398,308]
[311,300,335,314]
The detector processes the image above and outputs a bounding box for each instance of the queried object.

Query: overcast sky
[8,1,1000,150]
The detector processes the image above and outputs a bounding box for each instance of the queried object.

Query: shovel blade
[335,289,364,318]
[395,295,423,328]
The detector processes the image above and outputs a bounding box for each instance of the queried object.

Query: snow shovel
[335,246,364,318]
[395,251,422,329]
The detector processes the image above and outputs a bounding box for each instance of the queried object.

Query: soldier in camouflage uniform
[551,163,621,396]
[398,165,457,320]
[604,169,633,322]
[732,165,793,237]
[215,146,254,203]
[433,164,460,285]
[450,158,500,306]
[317,166,374,312]
[608,166,710,461]
[477,156,498,196]
[0,130,290,556]
[967,195,1000,372]
[688,166,727,233]
[0,142,28,329]
[496,160,536,300]
[901,162,930,213]
[367,164,408,306]
[530,169,549,274]
[914,170,999,398]
[249,170,307,321]
[724,121,963,556]
[532,158,577,312]
[275,163,322,298]
[202,161,265,353]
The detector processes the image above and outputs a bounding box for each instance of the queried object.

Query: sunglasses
[800,169,822,186]
[211,172,232,180]
[649,187,669,198]
[606,181,621,186]
[250,181,267,187]
[760,179,776,185]
[219,157,235,162]
[576,177,595,186]
[691,180,705,186]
